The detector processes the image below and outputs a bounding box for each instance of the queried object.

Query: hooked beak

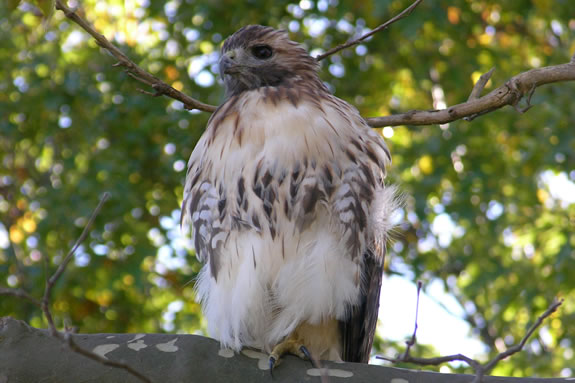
[220,50,240,75]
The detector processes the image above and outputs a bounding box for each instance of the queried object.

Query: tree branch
[400,280,422,358]
[366,61,575,127]
[60,331,154,383]
[36,192,154,383]
[378,293,564,383]
[482,299,564,374]
[315,0,424,61]
[51,0,575,128]
[0,287,41,307]
[466,67,495,102]
[1,192,154,382]
[41,192,111,332]
[11,316,564,383]
[54,0,217,113]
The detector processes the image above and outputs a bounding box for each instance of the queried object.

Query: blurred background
[1,0,574,377]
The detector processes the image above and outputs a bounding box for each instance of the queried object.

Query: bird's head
[219,25,321,98]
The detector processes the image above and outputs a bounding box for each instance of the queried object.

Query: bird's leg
[268,319,340,372]
[269,329,315,371]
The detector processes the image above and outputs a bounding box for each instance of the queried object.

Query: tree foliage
[1,0,574,378]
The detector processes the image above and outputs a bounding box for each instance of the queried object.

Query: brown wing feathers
[341,248,384,363]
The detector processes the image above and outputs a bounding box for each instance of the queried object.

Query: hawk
[182,25,397,367]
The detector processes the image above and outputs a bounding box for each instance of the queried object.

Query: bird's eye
[251,45,273,60]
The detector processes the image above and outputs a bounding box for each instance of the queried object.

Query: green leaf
[6,0,23,13]
[31,0,55,19]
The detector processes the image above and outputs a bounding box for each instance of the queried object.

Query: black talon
[269,356,276,377]
[299,345,317,368]
[299,345,312,360]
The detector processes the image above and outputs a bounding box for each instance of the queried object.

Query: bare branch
[467,67,496,102]
[0,287,41,307]
[378,352,483,371]
[54,0,217,113]
[401,281,422,358]
[482,298,564,374]
[52,0,575,128]
[41,192,111,332]
[35,192,154,382]
[463,67,496,121]
[137,88,159,97]
[377,297,564,383]
[316,0,424,61]
[367,60,575,127]
[510,82,537,114]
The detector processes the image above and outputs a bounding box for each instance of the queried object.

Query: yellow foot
[268,335,316,374]
[267,319,341,374]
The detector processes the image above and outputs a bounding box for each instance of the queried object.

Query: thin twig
[482,299,564,374]
[41,192,111,332]
[511,83,537,114]
[37,192,153,383]
[54,0,217,113]
[464,67,496,121]
[467,67,496,101]
[377,297,564,383]
[0,287,41,307]
[378,352,482,370]
[401,280,422,358]
[315,0,424,61]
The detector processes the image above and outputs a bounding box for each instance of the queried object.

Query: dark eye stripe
[251,45,273,60]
